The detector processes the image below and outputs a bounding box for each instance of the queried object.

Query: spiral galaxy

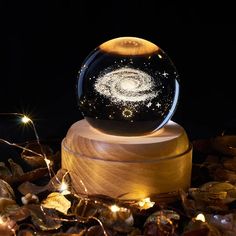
[94,67,158,105]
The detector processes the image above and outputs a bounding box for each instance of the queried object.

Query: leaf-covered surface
[1,135,236,235]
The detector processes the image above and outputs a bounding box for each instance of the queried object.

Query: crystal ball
[77,37,179,136]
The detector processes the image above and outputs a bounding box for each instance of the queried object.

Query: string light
[58,171,71,195]
[1,112,54,178]
[0,216,16,236]
[58,181,69,194]
[110,204,120,213]
[21,115,31,124]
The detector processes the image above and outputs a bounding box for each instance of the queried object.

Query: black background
[1,1,236,144]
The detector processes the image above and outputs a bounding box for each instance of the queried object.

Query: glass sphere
[77,37,179,136]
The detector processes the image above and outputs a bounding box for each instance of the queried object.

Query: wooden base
[61,119,192,200]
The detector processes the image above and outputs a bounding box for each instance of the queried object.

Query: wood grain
[61,119,192,200]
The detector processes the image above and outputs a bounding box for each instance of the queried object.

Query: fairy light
[1,112,53,178]
[110,204,120,213]
[195,213,206,222]
[0,216,16,236]
[20,113,53,178]
[44,158,51,170]
[137,197,155,210]
[56,171,71,195]
[58,180,70,195]
[59,181,69,193]
[0,216,6,226]
[110,204,129,213]
[21,115,31,124]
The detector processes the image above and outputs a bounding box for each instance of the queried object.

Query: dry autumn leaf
[42,192,71,215]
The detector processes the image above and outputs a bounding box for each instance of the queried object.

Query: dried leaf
[53,232,86,236]
[0,216,18,236]
[18,181,48,195]
[1,167,48,185]
[65,225,87,234]
[8,158,24,176]
[74,198,99,218]
[0,179,15,199]
[0,162,11,176]
[192,139,213,154]
[27,204,62,231]
[144,210,180,236]
[87,225,112,236]
[183,227,210,236]
[183,219,221,236]
[206,213,235,232]
[179,189,198,217]
[222,156,236,171]
[0,197,17,213]
[211,136,236,156]
[99,205,134,232]
[7,205,31,222]
[18,169,70,196]
[42,192,71,215]
[190,182,236,204]
[213,168,236,183]
[21,142,53,168]
[17,230,35,236]
[144,210,180,225]
[128,228,142,236]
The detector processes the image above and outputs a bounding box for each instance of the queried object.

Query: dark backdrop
[1,1,236,143]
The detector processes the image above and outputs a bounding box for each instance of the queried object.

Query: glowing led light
[99,37,159,56]
[0,216,15,234]
[43,158,52,174]
[21,115,31,124]
[58,181,70,195]
[137,197,155,210]
[59,181,68,192]
[110,205,120,213]
[0,216,5,225]
[122,108,133,118]
[195,213,206,222]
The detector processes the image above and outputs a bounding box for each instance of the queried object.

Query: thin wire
[0,138,44,157]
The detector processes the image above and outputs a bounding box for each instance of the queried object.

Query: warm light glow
[58,181,70,195]
[137,197,155,210]
[195,213,206,222]
[110,205,120,213]
[99,37,159,56]
[122,108,133,118]
[44,158,51,168]
[0,216,5,225]
[59,181,68,192]
[21,115,31,124]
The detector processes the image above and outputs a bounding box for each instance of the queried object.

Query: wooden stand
[61,119,192,200]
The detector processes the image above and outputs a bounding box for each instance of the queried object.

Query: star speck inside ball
[77,37,179,136]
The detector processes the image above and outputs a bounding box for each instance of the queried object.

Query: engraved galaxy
[77,37,180,135]
[94,67,159,104]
